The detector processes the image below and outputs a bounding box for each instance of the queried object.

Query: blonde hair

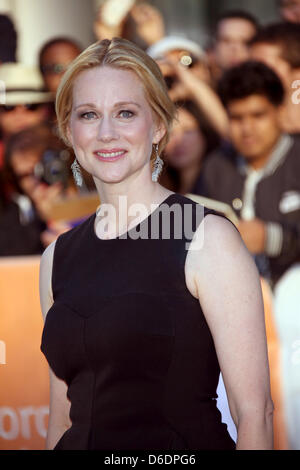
[55,37,176,166]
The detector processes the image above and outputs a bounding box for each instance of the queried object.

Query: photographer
[148,36,229,138]
[0,123,76,256]
[0,63,54,170]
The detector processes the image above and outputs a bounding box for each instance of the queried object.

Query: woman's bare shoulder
[184,213,244,299]
[39,240,57,321]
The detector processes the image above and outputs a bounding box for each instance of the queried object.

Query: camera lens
[34,149,70,187]
[164,75,177,90]
[180,55,193,67]
[179,53,198,69]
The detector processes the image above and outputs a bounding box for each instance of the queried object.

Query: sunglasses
[41,63,68,75]
[0,103,45,112]
[164,75,177,90]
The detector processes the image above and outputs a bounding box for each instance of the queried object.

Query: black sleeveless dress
[41,193,237,450]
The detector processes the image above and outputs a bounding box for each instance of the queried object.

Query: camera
[34,148,70,188]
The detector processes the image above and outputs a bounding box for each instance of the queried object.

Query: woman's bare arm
[39,240,71,450]
[186,214,274,450]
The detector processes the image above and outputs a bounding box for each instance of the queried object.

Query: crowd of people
[0,0,300,449]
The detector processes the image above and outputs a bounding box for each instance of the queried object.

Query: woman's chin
[92,169,131,185]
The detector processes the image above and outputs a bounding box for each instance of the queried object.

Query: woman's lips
[93,149,127,162]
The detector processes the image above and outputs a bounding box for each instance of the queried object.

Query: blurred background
[0,0,300,451]
[0,0,280,66]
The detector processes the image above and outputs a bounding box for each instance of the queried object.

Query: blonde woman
[39,38,273,450]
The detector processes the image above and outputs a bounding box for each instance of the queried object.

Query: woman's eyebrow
[113,101,141,108]
[74,103,96,110]
[74,101,141,111]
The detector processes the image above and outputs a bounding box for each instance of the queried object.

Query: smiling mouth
[95,151,126,158]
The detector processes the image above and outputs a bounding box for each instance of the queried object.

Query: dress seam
[160,292,184,449]
[82,318,96,449]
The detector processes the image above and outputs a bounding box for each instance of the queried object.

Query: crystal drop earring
[71,158,83,187]
[151,144,164,182]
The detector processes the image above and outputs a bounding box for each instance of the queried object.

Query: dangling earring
[71,158,83,187]
[151,144,164,182]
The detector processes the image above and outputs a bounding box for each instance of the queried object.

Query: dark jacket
[192,134,300,288]
[0,197,46,256]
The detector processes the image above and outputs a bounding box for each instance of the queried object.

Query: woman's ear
[153,120,167,145]
[66,124,73,147]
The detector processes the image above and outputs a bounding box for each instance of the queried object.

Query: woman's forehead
[72,66,147,105]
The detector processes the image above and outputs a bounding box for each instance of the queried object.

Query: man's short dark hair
[250,22,300,68]
[215,10,259,35]
[217,60,285,108]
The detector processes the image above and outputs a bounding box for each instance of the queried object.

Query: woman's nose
[96,116,118,142]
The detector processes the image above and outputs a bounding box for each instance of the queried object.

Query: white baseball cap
[147,36,205,61]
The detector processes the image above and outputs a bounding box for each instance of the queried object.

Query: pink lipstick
[93,149,127,162]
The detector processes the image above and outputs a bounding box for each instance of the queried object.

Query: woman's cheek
[71,120,95,148]
[124,116,154,144]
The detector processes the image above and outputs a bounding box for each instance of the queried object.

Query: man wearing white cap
[147,36,228,137]
[0,63,54,169]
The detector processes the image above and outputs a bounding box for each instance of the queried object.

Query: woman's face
[164,108,205,169]
[68,65,164,186]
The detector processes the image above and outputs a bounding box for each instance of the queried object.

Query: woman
[39,37,273,450]
[160,99,220,194]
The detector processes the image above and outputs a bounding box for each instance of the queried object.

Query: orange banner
[0,256,49,450]
[261,278,288,449]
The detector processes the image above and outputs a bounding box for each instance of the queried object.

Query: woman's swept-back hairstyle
[56,37,176,165]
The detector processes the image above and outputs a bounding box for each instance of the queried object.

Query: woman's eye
[80,111,97,120]
[119,110,134,119]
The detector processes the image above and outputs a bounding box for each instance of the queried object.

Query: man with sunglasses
[0,62,53,170]
[39,37,82,94]
[0,103,51,136]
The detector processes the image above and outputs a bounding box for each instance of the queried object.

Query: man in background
[209,10,259,84]
[39,37,82,94]
[279,0,300,23]
[250,22,300,133]
[194,61,300,288]
[0,63,53,170]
